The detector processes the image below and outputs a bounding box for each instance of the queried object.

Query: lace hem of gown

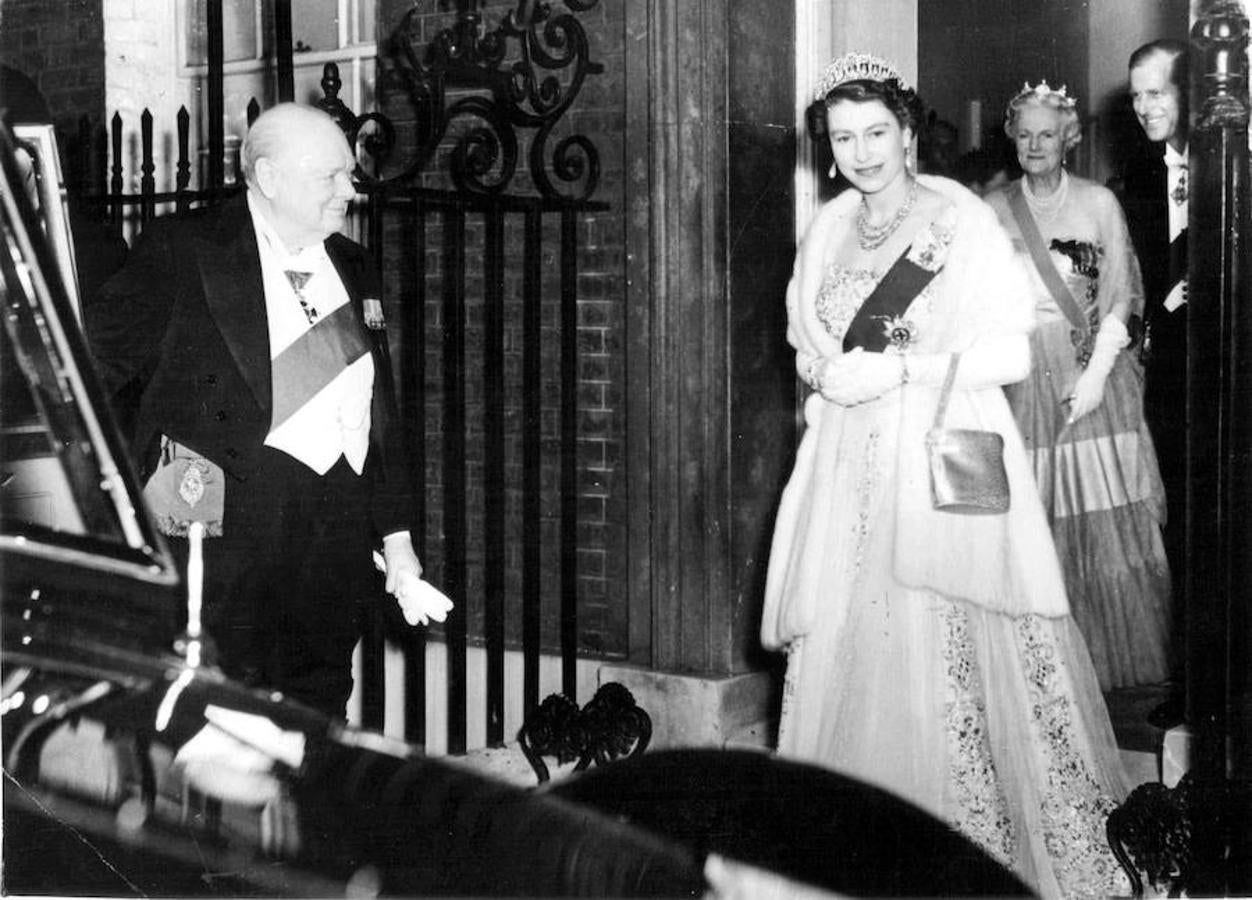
[941,603,1018,867]
[939,604,1132,898]
[1014,615,1130,898]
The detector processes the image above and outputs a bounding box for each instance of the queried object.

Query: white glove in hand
[394,569,454,626]
[1068,314,1128,423]
[173,706,305,806]
[373,551,454,626]
[823,347,903,406]
[1164,278,1188,312]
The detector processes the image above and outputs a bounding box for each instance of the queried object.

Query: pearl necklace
[1022,169,1069,224]
[856,178,919,251]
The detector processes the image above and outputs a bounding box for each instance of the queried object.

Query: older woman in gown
[761,53,1130,899]
[984,83,1172,691]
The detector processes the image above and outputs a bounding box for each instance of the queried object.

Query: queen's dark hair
[806,78,926,142]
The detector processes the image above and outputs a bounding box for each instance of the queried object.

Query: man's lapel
[326,233,367,312]
[327,234,398,418]
[1149,146,1169,218]
[196,195,272,415]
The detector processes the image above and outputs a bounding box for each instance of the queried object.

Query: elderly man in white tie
[88,104,449,718]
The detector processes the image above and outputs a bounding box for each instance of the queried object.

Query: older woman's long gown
[986,175,1172,691]
[763,176,1131,900]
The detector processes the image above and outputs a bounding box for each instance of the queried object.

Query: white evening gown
[766,191,1132,899]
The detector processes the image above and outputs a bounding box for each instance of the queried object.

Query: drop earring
[828,162,838,179]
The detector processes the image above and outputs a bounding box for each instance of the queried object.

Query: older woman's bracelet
[805,357,824,388]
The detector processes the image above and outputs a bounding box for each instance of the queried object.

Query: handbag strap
[931,353,961,430]
[1007,182,1088,333]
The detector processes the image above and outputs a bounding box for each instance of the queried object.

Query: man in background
[1122,38,1189,728]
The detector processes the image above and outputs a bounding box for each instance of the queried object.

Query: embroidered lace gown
[764,178,1131,900]
[986,177,1172,691]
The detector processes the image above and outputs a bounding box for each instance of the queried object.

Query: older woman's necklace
[1022,168,1069,225]
[856,178,919,251]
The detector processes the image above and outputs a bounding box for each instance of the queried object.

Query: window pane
[291,0,339,53]
[357,0,375,43]
[185,0,259,65]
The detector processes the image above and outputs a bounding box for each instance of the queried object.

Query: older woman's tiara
[1010,80,1078,109]
[812,52,909,102]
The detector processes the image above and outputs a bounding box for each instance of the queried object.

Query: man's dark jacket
[86,194,413,538]
[1119,145,1185,376]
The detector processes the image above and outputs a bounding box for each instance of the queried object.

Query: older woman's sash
[1006,184,1087,333]
[1007,183,1106,365]
[841,246,943,353]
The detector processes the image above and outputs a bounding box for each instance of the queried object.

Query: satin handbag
[142,435,226,537]
[925,354,1010,514]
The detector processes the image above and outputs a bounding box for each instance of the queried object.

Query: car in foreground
[1,124,1032,898]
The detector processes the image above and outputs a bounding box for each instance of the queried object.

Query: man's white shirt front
[248,194,374,475]
[1163,143,1188,312]
[1164,142,1188,242]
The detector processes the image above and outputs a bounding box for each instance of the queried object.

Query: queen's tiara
[1010,80,1078,109]
[812,51,909,102]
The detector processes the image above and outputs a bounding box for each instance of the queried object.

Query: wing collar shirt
[248,194,374,475]
[1164,142,1188,243]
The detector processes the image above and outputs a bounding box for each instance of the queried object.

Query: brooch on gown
[908,223,955,272]
[1049,238,1102,368]
[1070,304,1101,369]
[879,315,917,351]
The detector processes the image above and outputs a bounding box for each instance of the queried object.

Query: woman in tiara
[761,52,1130,898]
[984,83,1171,692]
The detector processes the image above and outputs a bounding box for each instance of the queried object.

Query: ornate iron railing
[367,0,603,198]
[68,0,610,757]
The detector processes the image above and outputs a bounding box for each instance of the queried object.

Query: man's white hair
[240,103,343,186]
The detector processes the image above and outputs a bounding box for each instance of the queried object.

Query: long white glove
[1068,313,1129,423]
[819,347,906,406]
[812,333,1032,407]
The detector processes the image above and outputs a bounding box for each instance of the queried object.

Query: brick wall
[0,0,106,132]
[376,0,629,657]
[1,0,631,660]
[101,0,185,193]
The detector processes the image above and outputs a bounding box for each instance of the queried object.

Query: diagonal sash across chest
[270,302,371,430]
[841,243,943,353]
[1168,229,1187,289]
[1006,182,1088,333]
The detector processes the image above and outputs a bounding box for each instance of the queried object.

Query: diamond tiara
[1012,80,1077,109]
[812,52,909,102]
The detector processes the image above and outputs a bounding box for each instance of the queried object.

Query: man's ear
[253,157,280,199]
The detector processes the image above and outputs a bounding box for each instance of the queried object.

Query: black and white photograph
[1,1,1249,897]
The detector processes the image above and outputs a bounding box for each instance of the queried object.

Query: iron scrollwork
[517,682,652,784]
[354,0,604,199]
[316,63,398,176]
